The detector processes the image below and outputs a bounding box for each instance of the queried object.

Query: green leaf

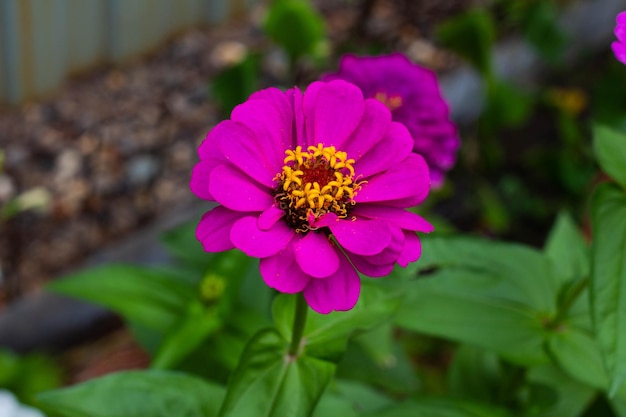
[0,349,20,386]
[447,345,503,403]
[354,323,396,369]
[37,370,225,417]
[363,397,512,417]
[160,220,212,271]
[436,8,495,76]
[593,125,626,187]
[151,301,222,370]
[612,396,626,417]
[0,350,63,407]
[332,380,394,412]
[218,329,335,417]
[522,1,567,63]
[264,0,325,63]
[416,237,559,311]
[313,393,358,417]
[211,54,259,116]
[48,264,194,331]
[336,335,418,395]
[313,379,393,417]
[590,183,626,395]
[484,79,533,130]
[527,364,596,417]
[273,281,403,361]
[396,268,549,365]
[546,327,608,390]
[544,212,589,284]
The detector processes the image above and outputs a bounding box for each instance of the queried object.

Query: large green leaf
[37,370,225,417]
[544,212,589,284]
[151,301,222,370]
[48,264,195,331]
[447,345,503,403]
[593,125,626,187]
[273,281,403,361]
[590,183,626,395]
[218,329,335,417]
[336,335,418,395]
[396,268,549,365]
[416,237,559,311]
[363,397,512,417]
[313,380,393,417]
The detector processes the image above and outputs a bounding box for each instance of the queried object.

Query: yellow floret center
[274,144,360,233]
[374,91,403,111]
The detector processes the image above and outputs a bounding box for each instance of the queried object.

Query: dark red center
[301,164,335,188]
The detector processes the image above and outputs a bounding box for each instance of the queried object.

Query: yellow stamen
[275,143,361,232]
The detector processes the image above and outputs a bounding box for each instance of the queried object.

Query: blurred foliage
[436,8,495,77]
[0,349,63,407]
[264,0,326,67]
[211,54,260,117]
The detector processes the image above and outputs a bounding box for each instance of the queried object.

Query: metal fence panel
[66,0,109,71]
[0,0,247,105]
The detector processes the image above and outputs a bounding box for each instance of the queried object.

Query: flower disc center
[274,144,360,233]
[374,91,403,111]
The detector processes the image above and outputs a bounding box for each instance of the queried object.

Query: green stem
[288,293,308,357]
[548,277,589,330]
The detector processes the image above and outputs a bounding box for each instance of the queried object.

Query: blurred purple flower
[612,11,626,64]
[322,53,460,187]
[190,80,433,314]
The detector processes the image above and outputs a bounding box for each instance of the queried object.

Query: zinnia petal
[612,41,626,65]
[216,120,279,188]
[260,245,311,293]
[306,80,365,148]
[258,205,285,231]
[230,216,294,258]
[353,205,434,233]
[231,93,292,167]
[196,206,246,252]
[303,250,360,314]
[293,232,340,278]
[190,160,217,201]
[354,153,430,206]
[343,99,392,160]
[347,253,395,277]
[355,121,413,178]
[398,231,422,267]
[329,218,391,256]
[209,164,274,211]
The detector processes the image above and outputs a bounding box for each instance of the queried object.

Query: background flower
[612,11,626,64]
[322,53,460,188]
[191,80,433,314]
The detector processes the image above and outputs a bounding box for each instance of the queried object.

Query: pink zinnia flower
[191,80,433,314]
[612,11,626,64]
[322,53,460,187]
